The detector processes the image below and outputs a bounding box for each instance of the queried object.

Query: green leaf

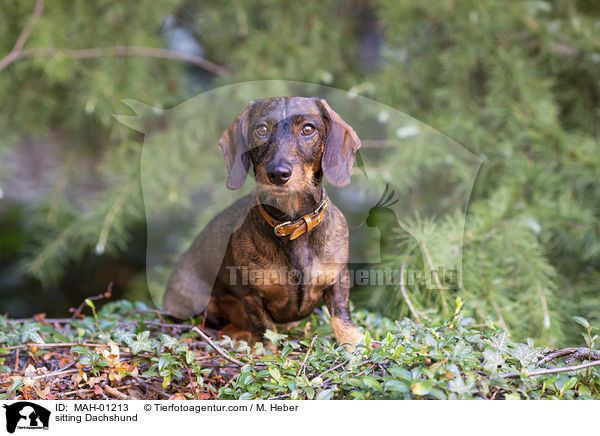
[315,388,335,400]
[572,316,590,329]
[384,379,410,393]
[483,350,505,373]
[113,329,135,345]
[239,373,254,386]
[388,366,413,380]
[264,329,287,346]
[362,376,383,392]
[158,355,171,372]
[10,378,24,394]
[130,337,153,354]
[560,377,578,395]
[512,344,539,367]
[20,323,43,344]
[488,332,509,353]
[160,334,179,350]
[268,366,282,382]
[71,346,91,356]
[411,381,431,396]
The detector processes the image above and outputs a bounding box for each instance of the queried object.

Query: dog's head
[218,97,361,194]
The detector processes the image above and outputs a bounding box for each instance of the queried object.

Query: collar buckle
[273,221,292,237]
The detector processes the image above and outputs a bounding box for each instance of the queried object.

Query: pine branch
[399,262,430,322]
[95,180,137,256]
[420,238,449,315]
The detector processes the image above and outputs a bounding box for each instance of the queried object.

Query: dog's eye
[301,123,315,136]
[255,124,268,137]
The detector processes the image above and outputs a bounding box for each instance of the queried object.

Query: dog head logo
[3,402,50,433]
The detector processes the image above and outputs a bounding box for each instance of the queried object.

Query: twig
[28,361,77,380]
[0,0,231,76]
[63,388,94,397]
[124,309,171,317]
[537,348,577,366]
[537,347,600,366]
[183,363,199,400]
[2,343,105,350]
[296,335,317,377]
[129,320,196,331]
[0,0,44,71]
[315,359,350,380]
[501,360,600,378]
[191,327,244,367]
[70,285,113,318]
[419,239,449,315]
[134,379,170,399]
[1,45,231,76]
[104,385,129,400]
[10,317,76,324]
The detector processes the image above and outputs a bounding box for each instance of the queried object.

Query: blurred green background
[0,0,598,347]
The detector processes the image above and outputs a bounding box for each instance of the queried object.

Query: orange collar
[256,187,328,240]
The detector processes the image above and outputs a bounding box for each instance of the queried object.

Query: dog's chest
[238,238,342,320]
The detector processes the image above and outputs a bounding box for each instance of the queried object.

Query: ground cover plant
[1,297,598,400]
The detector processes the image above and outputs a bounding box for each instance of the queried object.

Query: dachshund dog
[163,97,366,349]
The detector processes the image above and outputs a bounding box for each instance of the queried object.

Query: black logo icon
[2,402,50,434]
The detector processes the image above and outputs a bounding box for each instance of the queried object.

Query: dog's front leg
[324,268,365,350]
[240,293,277,345]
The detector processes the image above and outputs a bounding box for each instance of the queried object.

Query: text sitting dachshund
[163,97,366,349]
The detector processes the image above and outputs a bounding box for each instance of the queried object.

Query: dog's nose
[266,162,292,185]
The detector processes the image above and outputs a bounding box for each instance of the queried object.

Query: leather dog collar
[256,187,328,240]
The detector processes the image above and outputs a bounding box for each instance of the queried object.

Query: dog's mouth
[256,183,297,197]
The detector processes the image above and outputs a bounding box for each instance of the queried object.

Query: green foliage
[352,0,600,346]
[0,300,598,400]
[0,0,599,348]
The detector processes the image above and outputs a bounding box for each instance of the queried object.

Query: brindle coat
[163,97,365,348]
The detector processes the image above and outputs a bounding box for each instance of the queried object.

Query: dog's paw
[222,323,253,343]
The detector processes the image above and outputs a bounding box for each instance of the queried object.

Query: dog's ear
[218,101,255,190]
[316,99,361,187]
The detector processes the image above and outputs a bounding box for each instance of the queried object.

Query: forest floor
[1,295,599,400]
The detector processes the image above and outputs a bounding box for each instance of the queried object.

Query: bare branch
[191,326,245,367]
[538,347,600,366]
[12,0,44,54]
[537,347,577,366]
[0,0,44,71]
[2,45,232,76]
[501,359,600,379]
[0,0,232,76]
[0,0,44,73]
